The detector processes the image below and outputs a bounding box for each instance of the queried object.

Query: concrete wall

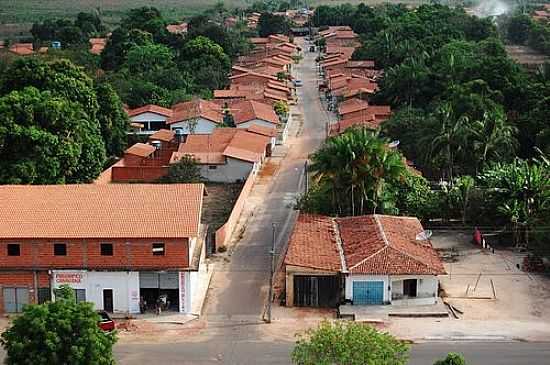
[199,158,254,183]
[215,172,256,247]
[170,118,217,134]
[51,270,140,313]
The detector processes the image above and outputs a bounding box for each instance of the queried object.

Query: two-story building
[0,184,206,314]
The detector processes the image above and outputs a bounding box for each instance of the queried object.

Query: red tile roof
[176,128,269,164]
[125,143,156,157]
[148,129,176,142]
[9,43,34,56]
[166,22,188,34]
[338,98,369,116]
[284,214,343,272]
[127,104,173,118]
[329,115,381,136]
[231,100,280,125]
[285,214,445,275]
[168,99,223,124]
[0,184,204,239]
[89,38,106,55]
[247,124,277,137]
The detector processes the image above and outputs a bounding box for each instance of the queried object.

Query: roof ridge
[347,215,388,271]
[332,218,347,272]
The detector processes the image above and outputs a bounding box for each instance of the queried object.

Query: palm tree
[468,110,517,173]
[425,103,469,181]
[310,128,408,216]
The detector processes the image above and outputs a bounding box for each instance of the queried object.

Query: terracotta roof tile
[284,214,445,275]
[168,99,223,124]
[0,184,204,239]
[125,143,156,157]
[247,124,277,137]
[148,129,176,142]
[338,215,446,275]
[231,100,279,125]
[176,128,269,164]
[9,43,34,55]
[127,104,173,118]
[284,214,342,271]
[338,98,369,115]
[166,22,188,34]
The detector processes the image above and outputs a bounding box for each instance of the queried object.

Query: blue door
[353,281,384,305]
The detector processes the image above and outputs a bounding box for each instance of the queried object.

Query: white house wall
[170,118,218,134]
[391,275,438,299]
[130,112,168,123]
[199,158,254,182]
[52,270,140,314]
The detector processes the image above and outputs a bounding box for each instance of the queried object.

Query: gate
[352,281,384,305]
[293,275,340,307]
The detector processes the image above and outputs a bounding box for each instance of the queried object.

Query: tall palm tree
[425,103,469,181]
[469,110,517,173]
[310,128,408,215]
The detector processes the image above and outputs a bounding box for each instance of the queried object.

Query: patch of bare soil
[201,183,243,232]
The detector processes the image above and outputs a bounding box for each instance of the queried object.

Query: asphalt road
[114,341,550,364]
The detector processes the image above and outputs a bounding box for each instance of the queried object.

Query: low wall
[111,166,169,182]
[215,172,256,248]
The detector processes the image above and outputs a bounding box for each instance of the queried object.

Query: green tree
[125,43,175,75]
[258,13,290,37]
[506,14,532,45]
[292,321,409,365]
[178,36,231,90]
[434,352,467,365]
[479,157,550,248]
[101,28,153,70]
[95,82,129,157]
[308,128,408,216]
[0,285,116,365]
[161,155,202,183]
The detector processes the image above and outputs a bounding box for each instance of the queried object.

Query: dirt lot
[385,232,550,341]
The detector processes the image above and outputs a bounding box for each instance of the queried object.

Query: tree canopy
[0,285,116,365]
[292,321,409,365]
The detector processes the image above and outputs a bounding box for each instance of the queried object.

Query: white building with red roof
[284,214,445,308]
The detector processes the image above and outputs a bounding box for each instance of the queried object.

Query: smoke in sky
[471,0,513,17]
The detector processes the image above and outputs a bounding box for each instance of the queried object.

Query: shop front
[51,270,140,314]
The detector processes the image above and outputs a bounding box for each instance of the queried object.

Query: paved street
[114,341,550,364]
[205,37,328,321]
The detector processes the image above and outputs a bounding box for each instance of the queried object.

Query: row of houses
[532,4,550,23]
[315,31,392,137]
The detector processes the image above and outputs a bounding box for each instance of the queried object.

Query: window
[100,243,113,256]
[54,288,86,303]
[152,243,165,256]
[37,288,51,304]
[208,165,217,170]
[3,288,28,313]
[7,244,20,256]
[54,243,67,256]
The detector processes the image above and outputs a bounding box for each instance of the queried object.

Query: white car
[293,80,303,87]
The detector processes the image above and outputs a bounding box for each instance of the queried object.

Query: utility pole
[304,160,309,193]
[266,223,276,323]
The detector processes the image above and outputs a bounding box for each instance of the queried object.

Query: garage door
[352,281,384,305]
[294,275,340,307]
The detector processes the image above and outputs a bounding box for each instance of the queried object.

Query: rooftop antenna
[416,230,433,241]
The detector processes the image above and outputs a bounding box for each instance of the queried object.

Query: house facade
[0,184,206,314]
[168,99,223,135]
[172,128,270,183]
[283,214,445,308]
[127,105,174,134]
